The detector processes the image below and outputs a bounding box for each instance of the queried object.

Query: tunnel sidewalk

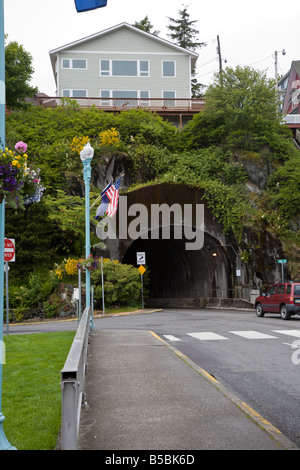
[77,329,297,451]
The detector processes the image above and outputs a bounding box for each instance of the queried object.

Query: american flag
[95,181,112,220]
[75,0,107,12]
[106,177,121,217]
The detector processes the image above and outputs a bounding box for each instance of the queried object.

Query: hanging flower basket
[0,141,45,209]
[77,255,100,271]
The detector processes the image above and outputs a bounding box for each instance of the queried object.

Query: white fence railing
[283,114,300,124]
[60,307,92,450]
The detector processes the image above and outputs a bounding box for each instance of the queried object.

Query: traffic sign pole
[277,259,287,282]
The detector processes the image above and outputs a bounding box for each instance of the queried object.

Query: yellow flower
[65,258,78,276]
[71,136,89,155]
[99,127,120,147]
[12,160,18,166]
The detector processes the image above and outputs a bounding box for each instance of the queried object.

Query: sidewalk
[77,329,298,450]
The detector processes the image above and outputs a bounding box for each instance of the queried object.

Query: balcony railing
[283,114,300,124]
[36,96,205,114]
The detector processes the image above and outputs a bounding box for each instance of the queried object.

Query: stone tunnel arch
[98,183,238,308]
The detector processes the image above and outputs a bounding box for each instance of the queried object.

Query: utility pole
[217,35,223,85]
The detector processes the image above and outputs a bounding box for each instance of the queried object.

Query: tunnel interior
[122,230,233,300]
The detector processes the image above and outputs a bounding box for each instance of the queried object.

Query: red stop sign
[4,238,15,262]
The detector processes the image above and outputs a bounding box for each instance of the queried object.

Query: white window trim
[100,60,150,77]
[162,60,176,78]
[100,90,150,106]
[61,58,87,70]
[62,89,88,98]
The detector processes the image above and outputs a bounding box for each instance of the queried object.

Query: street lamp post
[0,0,16,450]
[80,142,94,312]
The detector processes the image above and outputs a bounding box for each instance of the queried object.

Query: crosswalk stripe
[229,330,277,339]
[187,332,228,341]
[272,330,300,338]
[163,335,181,342]
[162,329,300,343]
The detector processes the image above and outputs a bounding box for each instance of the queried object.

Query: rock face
[233,150,275,189]
[240,226,287,290]
[91,151,133,191]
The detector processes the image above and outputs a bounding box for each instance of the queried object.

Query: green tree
[5,40,37,110]
[167,4,206,97]
[181,65,292,155]
[132,16,160,36]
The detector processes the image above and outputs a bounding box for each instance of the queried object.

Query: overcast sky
[3,0,299,95]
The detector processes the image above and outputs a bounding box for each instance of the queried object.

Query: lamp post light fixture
[274,49,286,92]
[80,142,94,312]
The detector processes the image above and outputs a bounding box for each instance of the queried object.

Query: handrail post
[60,307,91,450]
[61,378,79,450]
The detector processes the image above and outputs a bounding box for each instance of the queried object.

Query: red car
[255,282,300,320]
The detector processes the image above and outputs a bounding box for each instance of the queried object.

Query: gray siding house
[49,22,198,107]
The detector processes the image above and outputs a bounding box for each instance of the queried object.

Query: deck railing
[37,96,205,113]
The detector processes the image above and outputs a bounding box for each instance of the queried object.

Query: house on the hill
[280,60,300,136]
[48,22,202,125]
[281,60,300,115]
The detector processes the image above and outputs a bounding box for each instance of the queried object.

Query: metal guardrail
[60,307,92,450]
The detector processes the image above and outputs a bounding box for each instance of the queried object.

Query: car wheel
[256,303,264,317]
[280,305,291,320]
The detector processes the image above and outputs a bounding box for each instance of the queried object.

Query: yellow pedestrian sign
[138,265,146,276]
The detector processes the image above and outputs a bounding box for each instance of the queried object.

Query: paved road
[8,307,300,448]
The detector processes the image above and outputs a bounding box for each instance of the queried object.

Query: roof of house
[49,22,199,73]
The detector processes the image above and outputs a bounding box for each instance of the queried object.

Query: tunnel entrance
[99,183,238,308]
[122,231,233,305]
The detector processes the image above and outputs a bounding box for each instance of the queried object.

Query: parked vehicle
[255,282,300,320]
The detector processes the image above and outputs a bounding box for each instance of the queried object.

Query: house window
[140,91,149,106]
[112,61,137,76]
[139,61,149,77]
[100,90,111,106]
[100,60,110,76]
[113,90,138,106]
[62,59,70,69]
[163,91,175,107]
[62,89,87,98]
[162,61,175,77]
[62,59,87,69]
[100,90,149,107]
[73,59,87,69]
[100,60,149,77]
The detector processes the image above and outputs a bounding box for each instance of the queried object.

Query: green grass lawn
[2,331,75,450]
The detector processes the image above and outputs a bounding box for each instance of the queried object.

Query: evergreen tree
[167,5,206,97]
[132,16,160,36]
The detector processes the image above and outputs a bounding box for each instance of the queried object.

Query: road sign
[138,265,146,276]
[4,238,15,262]
[277,259,287,264]
[137,252,146,265]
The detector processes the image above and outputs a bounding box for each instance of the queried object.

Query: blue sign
[75,0,107,12]
[277,259,287,264]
